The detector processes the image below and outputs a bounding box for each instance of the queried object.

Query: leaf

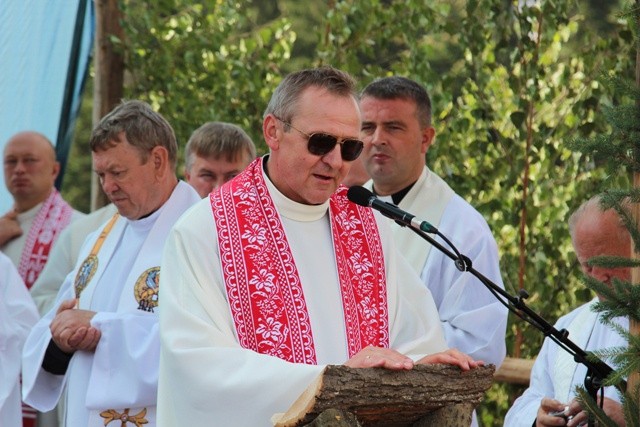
[510,111,527,129]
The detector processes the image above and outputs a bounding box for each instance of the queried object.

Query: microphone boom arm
[345,184,624,397]
[405,224,626,397]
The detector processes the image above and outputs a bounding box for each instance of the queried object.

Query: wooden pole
[91,0,124,211]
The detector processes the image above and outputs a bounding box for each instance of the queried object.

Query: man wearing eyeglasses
[359,77,507,376]
[158,67,481,426]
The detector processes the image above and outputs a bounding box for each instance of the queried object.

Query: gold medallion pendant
[134,267,160,312]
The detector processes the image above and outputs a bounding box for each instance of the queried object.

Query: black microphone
[347,186,438,234]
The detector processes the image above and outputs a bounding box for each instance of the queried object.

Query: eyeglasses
[273,116,364,161]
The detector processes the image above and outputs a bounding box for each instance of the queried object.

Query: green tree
[120,0,297,163]
[568,4,640,424]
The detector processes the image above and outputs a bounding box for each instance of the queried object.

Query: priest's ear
[148,145,170,177]
[263,114,280,152]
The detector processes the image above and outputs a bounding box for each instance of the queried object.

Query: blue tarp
[0,0,94,213]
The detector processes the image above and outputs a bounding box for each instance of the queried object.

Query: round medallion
[134,267,160,312]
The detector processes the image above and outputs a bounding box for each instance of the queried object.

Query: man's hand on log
[344,345,415,370]
[416,348,483,371]
[344,346,483,372]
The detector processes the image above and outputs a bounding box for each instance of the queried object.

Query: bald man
[1,132,84,290]
[505,196,628,427]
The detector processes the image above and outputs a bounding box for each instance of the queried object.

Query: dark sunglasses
[274,116,364,161]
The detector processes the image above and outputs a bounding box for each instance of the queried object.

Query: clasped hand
[50,298,100,353]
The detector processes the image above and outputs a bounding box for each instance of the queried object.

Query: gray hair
[185,122,256,172]
[264,66,358,125]
[90,100,178,168]
[568,195,629,244]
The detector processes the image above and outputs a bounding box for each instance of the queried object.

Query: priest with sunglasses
[157,66,482,426]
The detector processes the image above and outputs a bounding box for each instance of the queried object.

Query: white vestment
[0,252,39,427]
[22,181,200,427]
[504,301,627,427]
[158,165,448,426]
[30,204,118,315]
[365,166,507,367]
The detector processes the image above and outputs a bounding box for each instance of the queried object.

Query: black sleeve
[41,339,73,375]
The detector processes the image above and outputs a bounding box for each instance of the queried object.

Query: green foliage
[600,188,640,249]
[119,0,297,167]
[567,3,640,425]
[576,377,640,427]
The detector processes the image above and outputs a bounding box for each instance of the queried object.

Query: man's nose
[101,176,119,193]
[369,128,387,146]
[590,267,611,284]
[322,143,343,168]
[211,179,224,192]
[13,160,28,173]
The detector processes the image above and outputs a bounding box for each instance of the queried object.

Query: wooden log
[413,403,474,427]
[272,364,495,427]
[303,409,361,427]
[493,357,535,385]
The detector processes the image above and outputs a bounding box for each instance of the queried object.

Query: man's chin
[304,189,336,205]
[9,186,32,196]
[112,201,132,217]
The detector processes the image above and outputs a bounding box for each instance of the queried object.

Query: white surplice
[366,166,507,367]
[0,252,39,427]
[158,165,448,427]
[504,301,627,427]
[21,181,200,427]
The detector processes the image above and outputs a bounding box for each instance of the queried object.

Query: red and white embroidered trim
[212,158,388,363]
[22,402,37,427]
[18,189,73,288]
[330,192,389,356]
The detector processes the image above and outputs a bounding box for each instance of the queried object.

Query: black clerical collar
[373,181,416,205]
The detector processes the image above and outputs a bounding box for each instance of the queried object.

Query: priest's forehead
[4,131,56,161]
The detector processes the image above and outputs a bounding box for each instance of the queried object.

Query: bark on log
[272,364,495,427]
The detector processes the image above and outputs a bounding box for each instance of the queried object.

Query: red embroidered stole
[21,402,37,427]
[18,189,73,288]
[211,158,388,364]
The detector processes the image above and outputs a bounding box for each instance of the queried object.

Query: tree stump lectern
[272,364,495,427]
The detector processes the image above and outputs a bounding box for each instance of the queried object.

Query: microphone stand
[402,224,626,426]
